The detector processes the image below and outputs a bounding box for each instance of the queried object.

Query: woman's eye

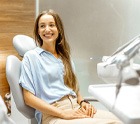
[40,25,45,28]
[50,24,55,27]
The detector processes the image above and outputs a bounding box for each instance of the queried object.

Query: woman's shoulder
[23,47,41,59]
[24,48,36,56]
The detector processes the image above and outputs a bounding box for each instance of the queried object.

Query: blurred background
[1,0,140,123]
[38,0,140,96]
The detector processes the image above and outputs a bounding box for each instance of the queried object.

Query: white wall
[38,0,140,96]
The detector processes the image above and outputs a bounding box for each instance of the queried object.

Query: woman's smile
[44,33,54,39]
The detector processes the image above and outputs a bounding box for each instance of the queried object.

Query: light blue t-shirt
[19,47,76,124]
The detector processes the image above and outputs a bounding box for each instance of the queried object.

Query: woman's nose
[45,25,50,31]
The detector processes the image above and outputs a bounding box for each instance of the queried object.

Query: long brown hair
[34,9,79,93]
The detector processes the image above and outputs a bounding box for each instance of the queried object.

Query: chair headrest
[13,35,36,57]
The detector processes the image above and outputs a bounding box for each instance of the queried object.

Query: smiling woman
[19,9,123,124]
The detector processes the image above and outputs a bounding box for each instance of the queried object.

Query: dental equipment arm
[104,36,140,66]
[100,35,140,98]
[115,41,140,98]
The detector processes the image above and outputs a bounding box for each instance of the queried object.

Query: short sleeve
[19,54,36,95]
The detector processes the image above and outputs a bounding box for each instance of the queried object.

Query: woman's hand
[60,109,90,120]
[80,102,97,118]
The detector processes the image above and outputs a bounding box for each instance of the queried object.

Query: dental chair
[6,34,37,124]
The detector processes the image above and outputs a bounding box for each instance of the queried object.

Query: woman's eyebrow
[39,21,55,24]
[39,22,45,25]
[49,21,55,24]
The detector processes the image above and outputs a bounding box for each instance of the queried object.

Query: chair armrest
[84,96,98,102]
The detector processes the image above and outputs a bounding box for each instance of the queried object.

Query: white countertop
[88,83,140,124]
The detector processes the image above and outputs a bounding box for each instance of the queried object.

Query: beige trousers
[42,95,123,124]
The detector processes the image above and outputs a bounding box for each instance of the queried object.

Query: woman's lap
[42,96,123,124]
[42,110,122,124]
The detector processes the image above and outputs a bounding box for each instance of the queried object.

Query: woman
[19,9,122,124]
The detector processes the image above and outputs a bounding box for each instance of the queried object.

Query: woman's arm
[23,89,89,119]
[77,91,84,105]
[23,89,62,116]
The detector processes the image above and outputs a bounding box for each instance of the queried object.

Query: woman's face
[38,14,59,46]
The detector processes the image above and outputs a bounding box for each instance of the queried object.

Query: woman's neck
[41,44,58,58]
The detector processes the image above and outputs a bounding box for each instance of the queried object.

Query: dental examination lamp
[97,35,140,98]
